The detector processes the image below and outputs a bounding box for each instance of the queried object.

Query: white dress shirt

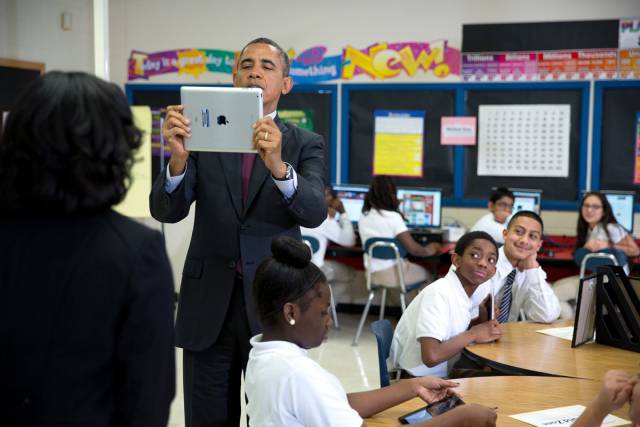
[472,246,561,323]
[358,209,408,272]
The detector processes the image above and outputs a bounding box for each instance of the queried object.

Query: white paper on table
[510,404,629,426]
[535,326,574,341]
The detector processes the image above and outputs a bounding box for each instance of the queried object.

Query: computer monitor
[602,191,635,233]
[333,185,368,223]
[510,188,542,214]
[396,187,442,228]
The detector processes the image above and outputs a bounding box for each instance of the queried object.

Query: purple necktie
[241,153,257,206]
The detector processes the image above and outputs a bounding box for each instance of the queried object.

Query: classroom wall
[107,0,640,87]
[3,0,639,289]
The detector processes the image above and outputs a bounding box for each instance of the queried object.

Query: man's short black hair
[507,210,544,233]
[240,37,290,77]
[490,187,515,204]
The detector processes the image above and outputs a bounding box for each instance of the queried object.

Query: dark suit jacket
[0,211,175,427]
[150,116,327,351]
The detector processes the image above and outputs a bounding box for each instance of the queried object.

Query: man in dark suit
[150,37,327,427]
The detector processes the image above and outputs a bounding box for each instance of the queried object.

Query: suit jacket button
[227,260,236,269]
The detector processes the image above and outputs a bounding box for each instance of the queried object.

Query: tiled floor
[167,313,385,427]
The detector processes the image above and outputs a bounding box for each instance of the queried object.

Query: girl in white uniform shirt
[358,175,441,288]
[577,192,639,273]
[390,231,502,378]
[245,236,497,427]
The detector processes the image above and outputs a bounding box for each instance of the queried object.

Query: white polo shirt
[358,209,408,272]
[301,213,356,267]
[470,212,507,245]
[245,335,362,427]
[389,270,492,377]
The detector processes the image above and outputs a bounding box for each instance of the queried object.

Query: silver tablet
[181,86,263,153]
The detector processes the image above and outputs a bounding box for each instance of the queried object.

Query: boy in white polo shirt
[390,231,502,378]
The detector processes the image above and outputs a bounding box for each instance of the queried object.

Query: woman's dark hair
[362,175,401,215]
[253,236,327,325]
[576,192,617,249]
[454,231,498,257]
[0,71,142,216]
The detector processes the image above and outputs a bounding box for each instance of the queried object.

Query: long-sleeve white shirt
[472,246,561,323]
[301,213,356,267]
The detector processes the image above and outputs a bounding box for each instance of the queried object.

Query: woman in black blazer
[0,71,176,427]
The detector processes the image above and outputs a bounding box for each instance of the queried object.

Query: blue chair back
[575,247,626,275]
[371,319,394,387]
[364,237,407,259]
[302,235,320,254]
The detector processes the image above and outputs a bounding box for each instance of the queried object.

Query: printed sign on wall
[373,110,425,177]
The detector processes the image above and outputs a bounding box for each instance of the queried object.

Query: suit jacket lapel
[218,153,243,219]
[244,116,289,214]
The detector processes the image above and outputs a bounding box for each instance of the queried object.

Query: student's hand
[589,370,634,421]
[330,197,346,214]
[516,250,539,270]
[410,377,459,404]
[440,403,497,426]
[252,116,286,178]
[584,239,610,252]
[425,242,442,257]
[471,320,501,343]
[163,105,191,176]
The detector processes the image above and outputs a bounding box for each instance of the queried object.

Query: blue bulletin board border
[592,79,640,212]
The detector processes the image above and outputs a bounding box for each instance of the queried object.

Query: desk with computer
[328,186,638,272]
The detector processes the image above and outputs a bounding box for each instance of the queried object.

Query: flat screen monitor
[333,185,368,223]
[396,187,442,228]
[602,191,635,233]
[510,188,542,214]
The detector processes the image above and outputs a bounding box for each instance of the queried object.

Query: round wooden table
[365,376,632,426]
[463,320,640,380]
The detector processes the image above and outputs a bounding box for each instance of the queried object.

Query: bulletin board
[592,80,640,206]
[342,84,457,197]
[461,82,589,206]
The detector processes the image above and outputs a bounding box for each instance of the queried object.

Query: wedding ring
[264,131,269,141]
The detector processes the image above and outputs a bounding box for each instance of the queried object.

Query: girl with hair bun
[245,236,497,427]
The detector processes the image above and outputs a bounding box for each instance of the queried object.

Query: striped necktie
[497,269,517,323]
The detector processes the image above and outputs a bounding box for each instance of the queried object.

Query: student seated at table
[470,187,514,245]
[474,210,561,323]
[301,185,357,289]
[245,236,498,427]
[576,192,640,273]
[358,175,441,288]
[390,231,502,379]
[573,370,639,427]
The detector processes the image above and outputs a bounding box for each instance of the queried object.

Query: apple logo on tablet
[217,115,229,125]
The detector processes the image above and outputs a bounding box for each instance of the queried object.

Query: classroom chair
[552,251,620,319]
[352,237,424,346]
[370,319,396,387]
[302,236,339,328]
